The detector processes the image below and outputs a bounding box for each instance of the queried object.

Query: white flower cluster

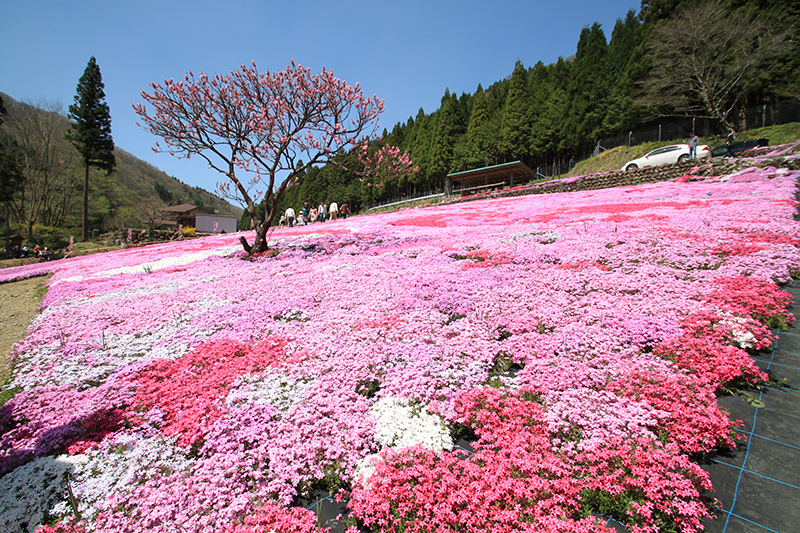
[57,245,241,284]
[371,396,453,451]
[352,396,454,488]
[9,296,224,391]
[0,454,88,533]
[226,371,313,412]
[352,453,383,488]
[49,433,190,525]
[718,312,759,350]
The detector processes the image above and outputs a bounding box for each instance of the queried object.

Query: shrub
[30,225,70,250]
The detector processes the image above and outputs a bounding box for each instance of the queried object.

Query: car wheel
[678,154,690,162]
[625,164,638,171]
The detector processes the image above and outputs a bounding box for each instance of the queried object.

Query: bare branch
[636,0,795,128]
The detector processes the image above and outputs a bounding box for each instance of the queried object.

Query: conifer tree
[0,96,25,249]
[604,11,646,134]
[409,109,433,192]
[67,56,116,241]
[429,90,463,179]
[464,85,493,168]
[499,60,531,162]
[560,24,610,154]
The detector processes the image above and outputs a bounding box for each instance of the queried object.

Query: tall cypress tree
[604,10,646,134]
[499,60,531,162]
[560,24,610,154]
[409,108,433,192]
[464,85,493,168]
[429,90,463,179]
[67,56,115,241]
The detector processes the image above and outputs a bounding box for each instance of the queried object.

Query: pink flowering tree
[134,60,416,253]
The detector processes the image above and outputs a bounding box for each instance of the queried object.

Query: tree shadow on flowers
[0,448,83,533]
[0,403,127,477]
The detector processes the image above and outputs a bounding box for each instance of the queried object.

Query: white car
[621,144,710,171]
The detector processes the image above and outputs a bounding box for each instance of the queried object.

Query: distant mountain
[112,147,243,218]
[1,92,241,235]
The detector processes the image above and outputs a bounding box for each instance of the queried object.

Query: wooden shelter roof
[447,161,536,191]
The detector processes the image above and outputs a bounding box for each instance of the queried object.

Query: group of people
[9,244,56,261]
[280,200,351,228]
[688,128,737,158]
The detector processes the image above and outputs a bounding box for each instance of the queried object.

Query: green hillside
[1,93,240,243]
[89,147,243,225]
[567,123,800,178]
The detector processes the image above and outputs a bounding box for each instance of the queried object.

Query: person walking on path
[725,129,736,158]
[285,207,296,227]
[689,132,699,158]
[318,202,327,223]
[340,202,350,219]
[328,201,339,221]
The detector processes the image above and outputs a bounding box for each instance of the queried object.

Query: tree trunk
[82,163,89,241]
[4,203,10,251]
[240,220,271,254]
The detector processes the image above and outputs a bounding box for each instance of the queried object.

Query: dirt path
[0,276,48,384]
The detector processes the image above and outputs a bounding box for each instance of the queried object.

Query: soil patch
[0,276,48,384]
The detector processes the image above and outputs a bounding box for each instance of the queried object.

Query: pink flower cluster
[351,388,713,533]
[126,339,289,447]
[0,165,797,533]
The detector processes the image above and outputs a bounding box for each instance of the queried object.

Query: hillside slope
[1,93,241,234]
[566,123,800,178]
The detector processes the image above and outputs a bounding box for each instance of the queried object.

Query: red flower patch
[127,338,288,446]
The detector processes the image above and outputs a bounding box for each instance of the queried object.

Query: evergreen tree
[560,23,610,154]
[67,56,116,241]
[640,0,691,24]
[528,60,570,168]
[604,10,646,134]
[499,60,531,162]
[409,108,433,193]
[153,182,174,204]
[429,90,463,179]
[463,85,493,168]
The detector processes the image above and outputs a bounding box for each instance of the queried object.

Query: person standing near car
[725,129,736,158]
[689,132,699,158]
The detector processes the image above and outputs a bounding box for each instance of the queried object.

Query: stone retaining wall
[481,144,800,201]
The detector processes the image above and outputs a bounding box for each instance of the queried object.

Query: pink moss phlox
[0,380,135,475]
[350,388,611,533]
[575,437,714,533]
[224,503,323,533]
[35,524,87,533]
[703,275,794,327]
[127,338,288,447]
[606,369,736,452]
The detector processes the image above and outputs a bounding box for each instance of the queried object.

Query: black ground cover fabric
[701,284,800,533]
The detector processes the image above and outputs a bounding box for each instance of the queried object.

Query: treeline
[0,94,240,248]
[275,0,798,216]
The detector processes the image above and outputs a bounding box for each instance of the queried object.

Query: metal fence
[599,100,800,152]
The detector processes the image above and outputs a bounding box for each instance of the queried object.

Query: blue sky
[1,0,640,199]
